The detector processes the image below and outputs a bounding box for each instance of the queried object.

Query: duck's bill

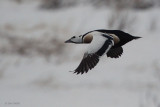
[65,39,74,43]
[65,39,71,43]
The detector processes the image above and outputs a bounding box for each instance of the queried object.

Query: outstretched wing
[73,33,114,74]
[107,47,123,58]
[74,53,100,74]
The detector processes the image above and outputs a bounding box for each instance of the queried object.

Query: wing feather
[107,47,123,58]
[74,54,100,74]
[73,33,114,74]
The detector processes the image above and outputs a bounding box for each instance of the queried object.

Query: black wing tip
[73,64,96,75]
[107,54,122,58]
[73,70,85,75]
[71,54,100,75]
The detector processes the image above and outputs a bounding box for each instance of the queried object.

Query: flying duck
[65,29,141,74]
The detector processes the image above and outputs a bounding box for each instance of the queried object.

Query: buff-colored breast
[83,34,93,43]
[109,34,120,44]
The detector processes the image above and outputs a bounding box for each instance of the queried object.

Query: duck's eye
[79,35,82,37]
[72,36,76,39]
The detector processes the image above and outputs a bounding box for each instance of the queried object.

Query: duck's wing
[73,34,114,74]
[107,47,123,58]
[74,53,100,74]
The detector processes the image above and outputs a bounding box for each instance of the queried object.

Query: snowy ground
[0,1,160,107]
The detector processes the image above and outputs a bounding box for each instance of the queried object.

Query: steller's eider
[65,29,141,74]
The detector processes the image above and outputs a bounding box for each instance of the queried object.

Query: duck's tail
[133,36,142,39]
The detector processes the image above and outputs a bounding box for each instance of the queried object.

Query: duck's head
[65,35,83,44]
[65,34,93,44]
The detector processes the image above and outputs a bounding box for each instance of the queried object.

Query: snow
[0,0,160,107]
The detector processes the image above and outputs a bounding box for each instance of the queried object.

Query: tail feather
[133,36,142,39]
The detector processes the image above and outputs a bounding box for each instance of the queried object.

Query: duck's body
[65,29,141,74]
[94,29,140,48]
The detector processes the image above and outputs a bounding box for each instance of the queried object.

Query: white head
[65,33,93,44]
[65,35,83,44]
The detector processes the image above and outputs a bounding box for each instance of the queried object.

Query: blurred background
[0,0,160,107]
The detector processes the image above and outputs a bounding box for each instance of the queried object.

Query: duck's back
[94,29,140,48]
